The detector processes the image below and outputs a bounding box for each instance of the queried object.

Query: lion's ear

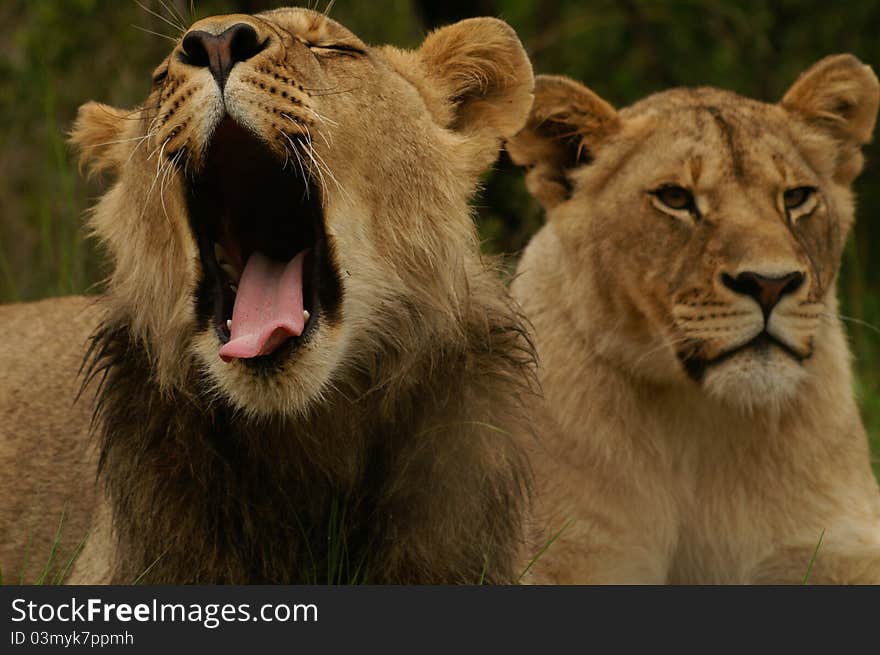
[781,54,880,184]
[383,18,533,171]
[69,101,130,178]
[416,17,533,139]
[507,75,620,209]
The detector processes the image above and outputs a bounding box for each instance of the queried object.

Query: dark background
[1,0,878,470]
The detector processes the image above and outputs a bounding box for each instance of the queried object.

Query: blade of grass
[35,509,67,584]
[18,532,33,585]
[52,529,92,585]
[132,546,171,585]
[518,518,573,582]
[290,509,318,584]
[478,549,490,585]
[802,528,826,584]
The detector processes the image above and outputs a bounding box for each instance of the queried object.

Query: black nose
[181,23,265,91]
[721,270,805,317]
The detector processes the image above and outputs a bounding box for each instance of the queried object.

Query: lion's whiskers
[297,138,327,200]
[299,130,349,204]
[631,334,694,369]
[134,0,186,35]
[157,0,188,31]
[125,128,160,167]
[140,137,176,228]
[131,24,179,44]
[275,127,311,200]
[822,312,880,336]
[159,149,184,223]
[303,106,339,130]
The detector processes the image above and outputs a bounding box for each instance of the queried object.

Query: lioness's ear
[781,54,880,184]
[507,75,619,209]
[69,101,130,178]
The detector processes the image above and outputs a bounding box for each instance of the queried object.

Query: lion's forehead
[185,8,362,49]
[257,7,362,46]
[606,93,823,195]
[569,90,847,298]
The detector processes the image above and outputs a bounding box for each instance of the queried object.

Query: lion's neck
[87,305,533,584]
[88,325,402,582]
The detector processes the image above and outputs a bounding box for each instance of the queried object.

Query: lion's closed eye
[309,43,365,56]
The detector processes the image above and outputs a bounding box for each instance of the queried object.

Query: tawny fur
[508,56,880,583]
[0,8,537,584]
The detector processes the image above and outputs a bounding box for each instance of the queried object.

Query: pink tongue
[218,250,307,362]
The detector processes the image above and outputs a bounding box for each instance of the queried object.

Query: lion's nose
[181,23,265,91]
[721,270,805,318]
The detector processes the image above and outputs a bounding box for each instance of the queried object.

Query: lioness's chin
[702,348,808,413]
[192,328,344,417]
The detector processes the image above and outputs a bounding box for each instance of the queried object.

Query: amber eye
[653,185,695,211]
[783,186,815,210]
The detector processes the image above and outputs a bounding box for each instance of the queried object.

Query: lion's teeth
[220,262,241,283]
[226,319,232,331]
[213,242,229,263]
[303,310,310,322]
[230,283,238,293]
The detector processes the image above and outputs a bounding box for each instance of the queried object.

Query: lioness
[0,8,537,584]
[508,56,880,583]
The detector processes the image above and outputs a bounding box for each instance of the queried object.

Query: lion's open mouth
[187,118,341,364]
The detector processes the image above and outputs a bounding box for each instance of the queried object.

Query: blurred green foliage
[0,0,878,470]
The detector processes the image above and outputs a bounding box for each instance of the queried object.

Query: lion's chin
[191,324,345,419]
[702,347,808,415]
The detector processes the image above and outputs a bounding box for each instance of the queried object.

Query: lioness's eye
[783,186,815,210]
[653,185,695,212]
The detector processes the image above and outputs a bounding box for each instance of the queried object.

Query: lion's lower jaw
[191,327,345,418]
[701,353,809,416]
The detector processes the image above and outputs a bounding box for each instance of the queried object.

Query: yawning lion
[0,8,537,584]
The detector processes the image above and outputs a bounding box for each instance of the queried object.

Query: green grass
[0,509,90,586]
[519,519,573,583]
[801,529,826,585]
